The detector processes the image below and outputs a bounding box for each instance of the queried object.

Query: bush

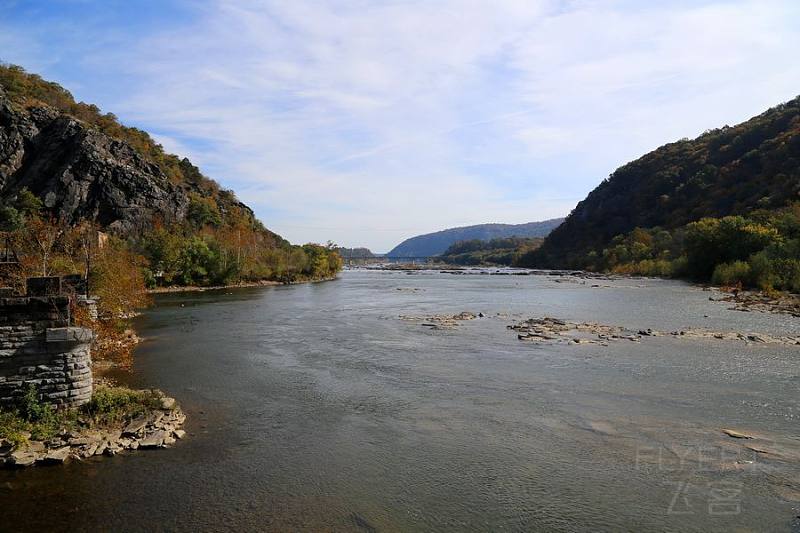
[17,384,55,424]
[1,384,77,442]
[83,385,162,425]
[711,261,752,287]
[0,385,165,449]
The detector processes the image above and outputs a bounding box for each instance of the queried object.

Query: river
[2,270,799,532]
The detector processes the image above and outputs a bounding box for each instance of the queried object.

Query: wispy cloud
[2,0,799,250]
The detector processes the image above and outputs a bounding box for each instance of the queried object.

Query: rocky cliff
[0,85,197,234]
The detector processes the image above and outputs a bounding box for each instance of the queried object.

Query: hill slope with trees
[439,237,543,266]
[520,95,800,292]
[0,64,342,288]
[524,96,800,269]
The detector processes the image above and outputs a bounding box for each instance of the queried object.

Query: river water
[2,270,799,532]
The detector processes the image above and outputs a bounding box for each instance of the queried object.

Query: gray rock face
[0,89,190,234]
[9,450,38,467]
[42,446,71,464]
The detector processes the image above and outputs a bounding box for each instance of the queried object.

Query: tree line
[0,188,342,298]
[555,203,800,292]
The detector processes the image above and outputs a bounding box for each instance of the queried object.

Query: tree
[20,217,65,276]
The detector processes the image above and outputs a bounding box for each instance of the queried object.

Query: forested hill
[387,219,563,258]
[0,64,276,239]
[0,64,342,286]
[525,95,800,269]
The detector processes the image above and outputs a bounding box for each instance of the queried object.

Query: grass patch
[83,386,162,426]
[0,384,164,449]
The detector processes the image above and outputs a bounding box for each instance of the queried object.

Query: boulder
[25,441,46,453]
[9,450,37,467]
[139,430,167,449]
[68,436,101,447]
[160,397,177,410]
[41,447,71,464]
[123,415,151,436]
[722,429,754,439]
[94,442,108,456]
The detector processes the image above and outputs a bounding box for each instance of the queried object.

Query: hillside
[387,219,563,258]
[0,64,275,238]
[440,237,543,266]
[526,96,800,269]
[0,64,341,286]
[335,247,376,259]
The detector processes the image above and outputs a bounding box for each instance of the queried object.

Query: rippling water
[2,270,799,532]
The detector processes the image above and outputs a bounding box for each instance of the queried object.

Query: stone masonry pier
[0,287,94,408]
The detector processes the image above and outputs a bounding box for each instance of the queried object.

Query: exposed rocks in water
[714,289,800,318]
[400,312,479,330]
[509,317,800,347]
[723,429,755,439]
[509,317,639,346]
[0,394,186,469]
[667,328,800,346]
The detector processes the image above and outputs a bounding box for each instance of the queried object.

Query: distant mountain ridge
[387,218,564,257]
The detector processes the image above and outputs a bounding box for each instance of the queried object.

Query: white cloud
[4,0,800,251]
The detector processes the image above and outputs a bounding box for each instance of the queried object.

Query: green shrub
[711,261,752,286]
[83,386,161,425]
[17,384,55,425]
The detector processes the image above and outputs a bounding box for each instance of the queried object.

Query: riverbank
[0,385,186,468]
[147,275,339,294]
[712,287,800,317]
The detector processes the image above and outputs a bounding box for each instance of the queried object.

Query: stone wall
[0,296,94,407]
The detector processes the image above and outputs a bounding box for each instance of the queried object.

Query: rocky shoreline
[147,275,339,294]
[509,317,800,347]
[0,392,186,469]
[711,289,800,317]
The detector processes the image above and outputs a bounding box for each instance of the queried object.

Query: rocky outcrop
[508,317,800,347]
[399,311,481,330]
[0,395,186,468]
[0,86,189,234]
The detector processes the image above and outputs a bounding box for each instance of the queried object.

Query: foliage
[91,237,151,318]
[17,384,56,425]
[711,261,751,287]
[0,64,343,289]
[570,205,800,292]
[0,385,164,448]
[187,194,222,228]
[0,384,76,443]
[83,385,162,426]
[525,95,800,269]
[0,205,23,232]
[440,237,543,266]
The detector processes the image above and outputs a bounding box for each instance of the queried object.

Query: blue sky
[2,0,800,251]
